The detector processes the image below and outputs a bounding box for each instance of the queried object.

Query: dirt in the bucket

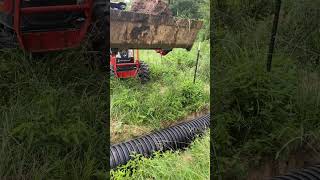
[131,0,172,16]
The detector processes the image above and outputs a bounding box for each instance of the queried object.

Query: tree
[169,0,202,19]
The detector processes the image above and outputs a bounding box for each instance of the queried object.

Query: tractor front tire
[138,61,150,84]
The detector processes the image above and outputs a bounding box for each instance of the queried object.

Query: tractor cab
[110,48,150,83]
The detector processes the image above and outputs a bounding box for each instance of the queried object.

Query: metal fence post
[193,42,202,84]
[267,0,282,72]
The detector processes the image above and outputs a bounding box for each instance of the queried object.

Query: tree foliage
[170,0,210,40]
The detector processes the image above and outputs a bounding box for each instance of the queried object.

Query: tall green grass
[214,52,320,179]
[213,1,320,178]
[0,49,108,179]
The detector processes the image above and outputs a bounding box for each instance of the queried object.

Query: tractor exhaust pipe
[110,114,210,169]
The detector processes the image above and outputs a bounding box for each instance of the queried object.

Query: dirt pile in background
[131,0,172,16]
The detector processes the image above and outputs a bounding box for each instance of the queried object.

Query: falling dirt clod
[131,0,172,16]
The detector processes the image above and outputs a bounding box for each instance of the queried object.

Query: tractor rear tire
[138,61,150,84]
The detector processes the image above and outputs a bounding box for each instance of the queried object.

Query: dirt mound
[131,0,172,16]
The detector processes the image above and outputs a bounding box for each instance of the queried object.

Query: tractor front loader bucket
[110,9,203,50]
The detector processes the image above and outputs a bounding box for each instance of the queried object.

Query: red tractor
[110,49,149,83]
[0,0,108,52]
[1,1,201,82]
[109,47,171,83]
[109,2,172,83]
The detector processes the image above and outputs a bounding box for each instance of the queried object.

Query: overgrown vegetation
[111,41,210,143]
[213,0,320,179]
[111,132,210,180]
[0,0,210,178]
[110,0,210,178]
[0,50,108,179]
[110,40,210,179]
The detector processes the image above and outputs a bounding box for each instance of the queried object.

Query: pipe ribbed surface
[110,114,210,169]
[271,165,320,180]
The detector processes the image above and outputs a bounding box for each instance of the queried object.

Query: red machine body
[0,0,96,53]
[110,49,140,79]
[109,48,172,83]
[1,1,173,83]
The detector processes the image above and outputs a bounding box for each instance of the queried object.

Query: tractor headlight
[128,50,134,58]
[116,53,121,58]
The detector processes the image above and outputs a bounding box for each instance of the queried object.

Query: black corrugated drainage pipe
[110,114,210,169]
[271,164,320,180]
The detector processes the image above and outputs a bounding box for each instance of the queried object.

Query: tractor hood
[110,9,203,50]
